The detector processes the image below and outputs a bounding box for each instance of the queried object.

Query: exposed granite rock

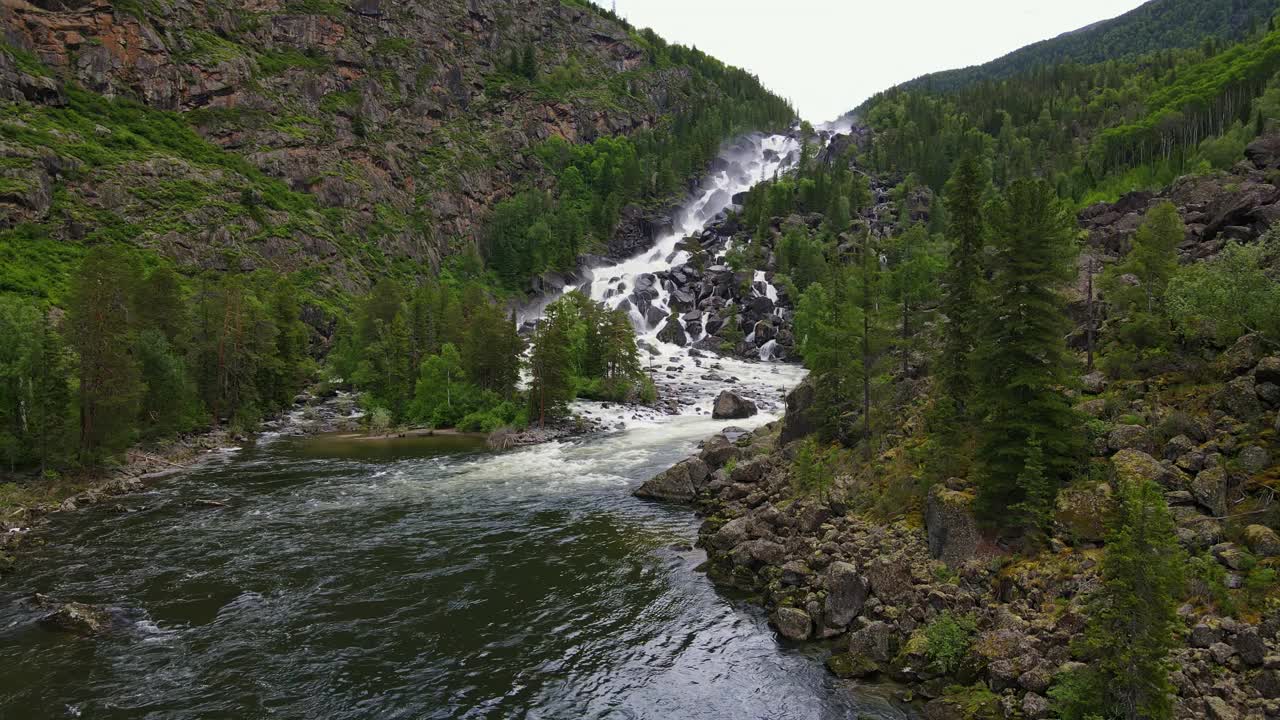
[633,457,710,502]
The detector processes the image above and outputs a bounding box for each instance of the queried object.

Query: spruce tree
[1062,475,1184,720]
[973,179,1082,530]
[527,303,575,427]
[28,314,73,474]
[936,152,987,416]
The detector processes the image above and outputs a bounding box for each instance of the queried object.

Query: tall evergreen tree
[27,313,73,474]
[66,246,144,462]
[936,152,987,416]
[1058,474,1184,720]
[527,303,575,427]
[973,179,1083,530]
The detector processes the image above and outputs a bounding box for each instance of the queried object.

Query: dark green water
[1,416,910,720]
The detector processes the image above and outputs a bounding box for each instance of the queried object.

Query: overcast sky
[611,0,1150,123]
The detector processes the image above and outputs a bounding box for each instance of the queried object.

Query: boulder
[925,486,982,568]
[1191,467,1229,516]
[1081,371,1108,394]
[1190,623,1223,648]
[1111,448,1165,485]
[1164,435,1196,462]
[1212,542,1248,570]
[822,561,868,629]
[728,457,769,485]
[38,602,110,635]
[732,538,786,567]
[710,516,749,550]
[1257,356,1280,385]
[1054,482,1112,543]
[633,457,710,502]
[712,390,757,420]
[1107,424,1149,452]
[656,319,687,347]
[1234,628,1267,666]
[826,652,880,678]
[1218,334,1267,377]
[1217,375,1263,420]
[1021,692,1051,720]
[1244,524,1280,557]
[698,434,741,469]
[779,380,818,445]
[848,620,898,664]
[865,555,914,603]
[772,607,812,641]
[1205,696,1239,720]
[1238,445,1271,475]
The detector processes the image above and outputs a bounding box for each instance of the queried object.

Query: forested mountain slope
[856,18,1280,208]
[884,0,1278,96]
[0,0,792,300]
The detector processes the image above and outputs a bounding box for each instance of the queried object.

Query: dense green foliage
[973,180,1084,529]
[1168,230,1280,344]
[484,40,794,286]
[527,293,652,427]
[1,249,312,472]
[891,0,1278,95]
[859,22,1280,206]
[332,277,526,433]
[1054,474,1185,720]
[1099,202,1185,377]
[334,285,651,432]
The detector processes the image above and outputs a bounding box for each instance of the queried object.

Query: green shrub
[923,611,978,674]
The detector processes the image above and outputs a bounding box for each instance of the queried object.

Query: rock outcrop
[711,390,758,420]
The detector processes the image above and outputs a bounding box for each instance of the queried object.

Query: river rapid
[0,124,913,720]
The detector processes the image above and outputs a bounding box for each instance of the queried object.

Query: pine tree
[28,314,72,474]
[973,179,1083,530]
[462,299,523,399]
[66,246,144,463]
[1063,474,1184,720]
[520,43,538,82]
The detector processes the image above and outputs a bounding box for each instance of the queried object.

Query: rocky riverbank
[638,365,1280,720]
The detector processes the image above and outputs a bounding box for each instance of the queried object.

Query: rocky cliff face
[1081,134,1280,263]
[0,0,754,295]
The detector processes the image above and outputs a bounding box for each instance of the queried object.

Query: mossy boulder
[923,685,1003,720]
[925,485,984,569]
[826,652,880,678]
[1054,482,1113,542]
[38,601,110,635]
[771,606,812,641]
[1244,524,1280,557]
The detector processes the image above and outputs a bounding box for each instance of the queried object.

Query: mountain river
[0,125,914,720]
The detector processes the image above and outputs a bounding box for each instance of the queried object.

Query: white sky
[611,0,1150,123]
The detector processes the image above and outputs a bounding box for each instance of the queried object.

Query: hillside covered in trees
[0,0,792,479]
[889,0,1278,95]
[855,13,1280,210]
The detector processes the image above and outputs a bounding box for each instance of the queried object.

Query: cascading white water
[518,122,851,428]
[580,131,802,338]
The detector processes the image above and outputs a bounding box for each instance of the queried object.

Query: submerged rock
[37,601,110,635]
